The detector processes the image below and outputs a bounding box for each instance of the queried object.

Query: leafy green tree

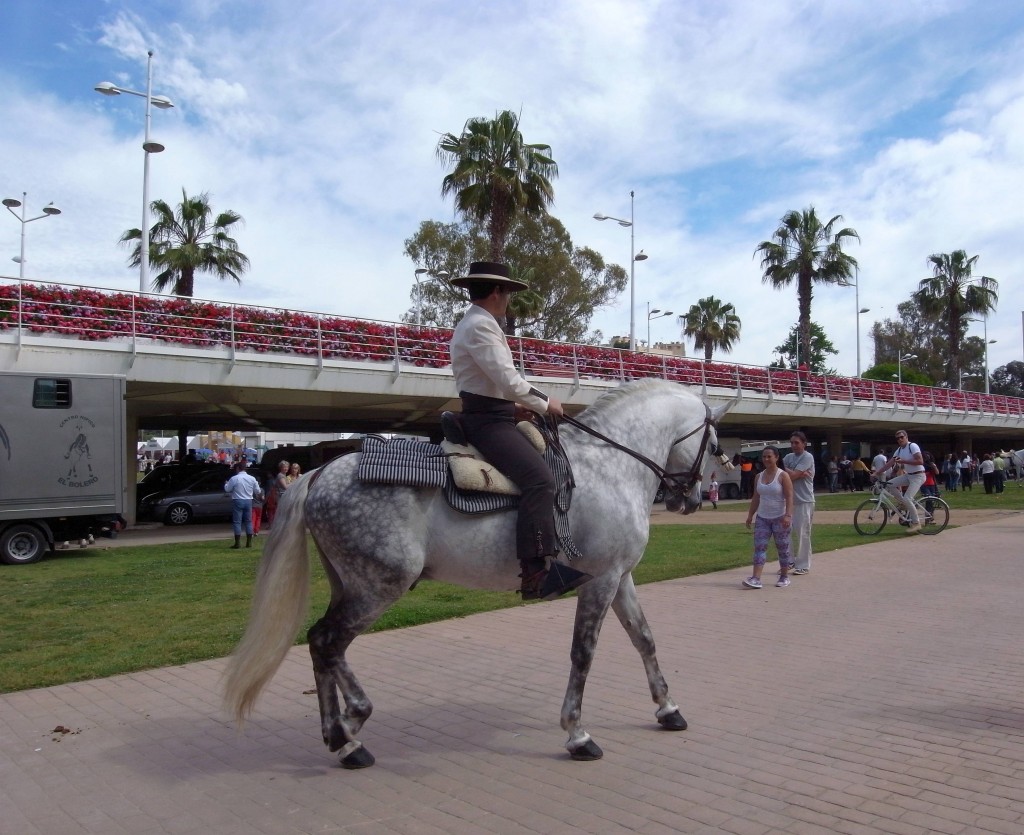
[990,361,1024,397]
[679,296,741,361]
[754,208,859,369]
[869,298,986,386]
[861,363,933,386]
[404,214,627,341]
[119,189,249,297]
[912,250,997,387]
[436,110,557,262]
[770,321,837,372]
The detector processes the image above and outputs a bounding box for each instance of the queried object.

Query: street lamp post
[413,268,450,326]
[646,303,673,352]
[594,190,647,351]
[959,371,982,390]
[897,352,916,384]
[95,50,174,293]
[839,277,870,377]
[2,193,62,279]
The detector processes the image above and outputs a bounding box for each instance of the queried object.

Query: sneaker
[792,568,809,575]
[742,576,762,589]
[776,576,791,588]
[906,523,922,534]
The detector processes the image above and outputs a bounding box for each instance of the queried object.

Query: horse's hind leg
[610,573,687,731]
[307,602,378,768]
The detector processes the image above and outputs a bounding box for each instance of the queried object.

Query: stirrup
[539,561,592,601]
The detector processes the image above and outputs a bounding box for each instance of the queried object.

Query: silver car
[140,469,235,526]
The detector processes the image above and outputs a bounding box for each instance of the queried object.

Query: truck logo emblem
[58,415,98,488]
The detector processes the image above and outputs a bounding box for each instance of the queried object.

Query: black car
[137,463,232,510]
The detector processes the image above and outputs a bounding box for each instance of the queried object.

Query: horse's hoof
[658,710,688,731]
[569,739,603,761]
[340,745,375,769]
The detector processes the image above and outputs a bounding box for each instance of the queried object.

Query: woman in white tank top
[742,446,794,589]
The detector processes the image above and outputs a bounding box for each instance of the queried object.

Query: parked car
[138,469,235,526]
[137,462,232,514]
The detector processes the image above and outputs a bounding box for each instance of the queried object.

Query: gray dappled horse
[224,380,732,766]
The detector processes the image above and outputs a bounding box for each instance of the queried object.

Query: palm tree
[913,250,997,387]
[119,189,250,297]
[679,296,741,361]
[436,110,558,261]
[754,207,859,366]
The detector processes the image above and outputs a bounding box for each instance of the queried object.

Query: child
[743,446,794,589]
[708,474,720,509]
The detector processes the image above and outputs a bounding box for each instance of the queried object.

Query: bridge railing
[1,278,1021,420]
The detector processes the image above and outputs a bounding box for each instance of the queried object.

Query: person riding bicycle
[871,429,925,534]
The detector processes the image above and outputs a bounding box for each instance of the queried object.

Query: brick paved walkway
[2,513,1023,834]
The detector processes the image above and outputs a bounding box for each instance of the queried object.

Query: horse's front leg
[610,573,687,731]
[560,577,618,761]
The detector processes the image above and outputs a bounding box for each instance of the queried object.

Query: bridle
[559,402,730,498]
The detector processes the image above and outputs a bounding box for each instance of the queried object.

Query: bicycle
[853,480,949,536]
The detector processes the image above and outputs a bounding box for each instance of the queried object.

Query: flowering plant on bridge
[1,279,1019,418]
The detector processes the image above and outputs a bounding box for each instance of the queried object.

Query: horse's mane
[576,379,689,429]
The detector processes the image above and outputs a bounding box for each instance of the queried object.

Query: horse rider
[449,261,592,601]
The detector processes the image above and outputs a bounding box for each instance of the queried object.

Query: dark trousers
[459,392,556,563]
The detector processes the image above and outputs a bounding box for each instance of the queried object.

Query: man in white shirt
[224,461,263,548]
[872,449,888,475]
[782,431,816,574]
[873,429,925,533]
[449,262,590,601]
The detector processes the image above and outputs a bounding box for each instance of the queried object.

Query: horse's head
[663,397,736,515]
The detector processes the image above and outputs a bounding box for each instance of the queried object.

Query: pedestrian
[743,445,794,589]
[873,430,926,534]
[838,455,853,491]
[251,475,264,536]
[993,451,1006,494]
[262,460,290,528]
[708,474,719,510]
[449,261,590,601]
[920,452,940,516]
[224,461,262,549]
[783,430,815,575]
[959,451,973,491]
[827,456,839,493]
[979,454,996,494]
[851,456,870,490]
[740,456,754,499]
[945,453,960,492]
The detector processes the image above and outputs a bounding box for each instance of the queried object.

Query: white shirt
[872,453,887,473]
[893,441,924,475]
[225,471,261,500]
[450,304,549,413]
[755,470,787,519]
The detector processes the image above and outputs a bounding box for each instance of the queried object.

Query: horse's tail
[223,472,313,725]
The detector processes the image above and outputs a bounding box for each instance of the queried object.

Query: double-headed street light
[646,303,673,352]
[959,371,982,390]
[3,193,62,280]
[897,352,916,384]
[595,190,648,351]
[95,50,175,294]
[413,268,450,325]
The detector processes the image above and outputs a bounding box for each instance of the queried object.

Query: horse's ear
[709,397,738,425]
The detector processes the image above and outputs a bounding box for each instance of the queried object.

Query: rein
[558,404,719,496]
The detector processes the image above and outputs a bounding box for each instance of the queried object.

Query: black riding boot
[245,534,253,548]
[231,535,241,549]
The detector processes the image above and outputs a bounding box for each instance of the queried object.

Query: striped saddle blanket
[357,433,584,560]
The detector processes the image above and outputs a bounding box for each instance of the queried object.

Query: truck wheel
[723,483,740,500]
[164,503,194,526]
[0,524,48,565]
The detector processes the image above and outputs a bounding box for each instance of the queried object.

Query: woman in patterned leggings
[743,446,794,589]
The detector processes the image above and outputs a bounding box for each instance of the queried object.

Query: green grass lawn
[0,522,895,694]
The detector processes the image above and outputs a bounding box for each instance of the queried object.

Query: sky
[2,0,1024,378]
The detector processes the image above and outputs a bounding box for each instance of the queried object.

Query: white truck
[0,371,126,564]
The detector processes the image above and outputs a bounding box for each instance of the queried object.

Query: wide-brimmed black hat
[450,261,530,292]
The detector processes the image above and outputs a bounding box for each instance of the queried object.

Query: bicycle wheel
[918,497,949,534]
[854,499,889,535]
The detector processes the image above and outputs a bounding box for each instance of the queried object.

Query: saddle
[439,411,546,495]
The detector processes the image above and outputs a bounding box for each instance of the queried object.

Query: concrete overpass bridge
[1,278,1021,521]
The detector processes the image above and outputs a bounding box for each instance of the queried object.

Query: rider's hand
[546,396,564,419]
